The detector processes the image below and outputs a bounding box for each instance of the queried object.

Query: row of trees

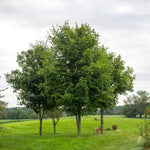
[6,22,135,137]
[1,90,149,120]
[123,90,150,118]
[0,105,124,119]
[0,107,38,119]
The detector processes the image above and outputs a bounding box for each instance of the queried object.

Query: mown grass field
[0,115,143,150]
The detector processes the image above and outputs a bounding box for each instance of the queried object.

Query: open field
[0,115,143,150]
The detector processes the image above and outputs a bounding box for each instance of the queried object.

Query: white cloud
[0,0,150,106]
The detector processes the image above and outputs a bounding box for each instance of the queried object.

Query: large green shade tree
[48,22,99,137]
[48,22,135,137]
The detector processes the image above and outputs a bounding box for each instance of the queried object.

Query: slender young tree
[38,47,64,135]
[86,47,116,135]
[46,107,63,134]
[6,42,50,136]
[88,48,135,134]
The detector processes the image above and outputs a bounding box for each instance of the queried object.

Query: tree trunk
[52,118,56,134]
[76,114,81,137]
[39,113,43,136]
[100,108,104,135]
[140,113,142,118]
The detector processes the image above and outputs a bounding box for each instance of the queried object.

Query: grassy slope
[0,116,143,150]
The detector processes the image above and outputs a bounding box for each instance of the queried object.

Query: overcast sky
[0,0,150,107]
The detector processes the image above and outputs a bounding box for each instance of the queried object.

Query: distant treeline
[89,106,123,116]
[104,106,123,115]
[0,107,38,119]
[0,106,123,119]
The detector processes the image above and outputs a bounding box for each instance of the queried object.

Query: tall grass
[0,115,143,150]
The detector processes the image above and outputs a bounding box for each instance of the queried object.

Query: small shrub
[139,121,150,149]
[112,125,117,130]
[106,128,111,131]
[139,107,150,149]
[94,117,97,120]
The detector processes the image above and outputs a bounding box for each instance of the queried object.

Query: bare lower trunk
[100,109,104,135]
[76,114,81,137]
[39,111,44,136]
[39,114,43,136]
[52,118,56,134]
[140,113,142,118]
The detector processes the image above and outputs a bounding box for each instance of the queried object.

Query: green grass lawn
[0,115,143,150]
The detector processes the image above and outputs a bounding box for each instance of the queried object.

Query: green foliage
[87,48,116,109]
[48,21,134,136]
[89,51,135,110]
[139,107,150,149]
[123,91,150,118]
[123,95,138,118]
[38,48,62,110]
[137,91,150,117]
[6,42,49,113]
[5,107,38,119]
[48,22,99,116]
[104,106,123,115]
